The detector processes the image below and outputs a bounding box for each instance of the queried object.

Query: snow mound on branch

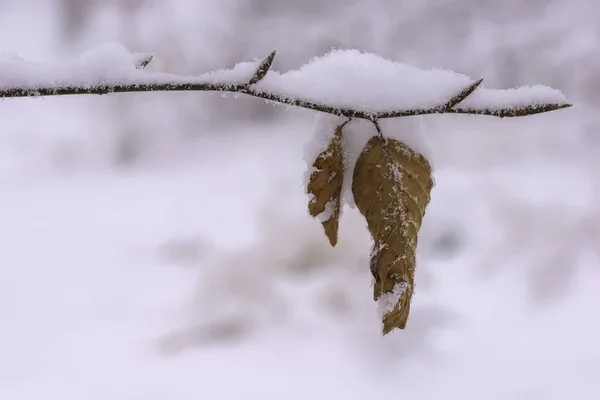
[255,48,568,114]
[0,42,259,91]
[257,49,472,112]
[459,85,568,110]
[0,43,567,115]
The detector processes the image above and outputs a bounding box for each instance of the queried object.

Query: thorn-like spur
[248,50,277,85]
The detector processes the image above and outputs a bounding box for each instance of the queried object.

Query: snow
[0,43,142,89]
[199,61,260,85]
[258,49,567,113]
[458,84,569,110]
[256,49,474,112]
[315,200,336,223]
[2,122,599,399]
[1,45,568,117]
[0,42,260,91]
[0,7,596,400]
[377,281,409,317]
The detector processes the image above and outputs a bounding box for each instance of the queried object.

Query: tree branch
[0,50,572,120]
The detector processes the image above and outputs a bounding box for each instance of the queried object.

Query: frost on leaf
[352,135,434,334]
[307,123,345,247]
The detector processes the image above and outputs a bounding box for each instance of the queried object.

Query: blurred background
[0,0,598,399]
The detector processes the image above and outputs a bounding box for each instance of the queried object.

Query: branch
[0,50,572,120]
[447,104,573,117]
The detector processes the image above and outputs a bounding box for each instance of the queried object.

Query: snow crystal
[377,281,410,318]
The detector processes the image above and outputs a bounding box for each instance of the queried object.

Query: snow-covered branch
[0,43,571,119]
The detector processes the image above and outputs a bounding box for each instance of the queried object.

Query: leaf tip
[322,217,339,247]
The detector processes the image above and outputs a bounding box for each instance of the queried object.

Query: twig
[0,50,572,120]
[372,119,384,140]
[444,78,483,110]
[248,50,276,85]
[135,55,154,70]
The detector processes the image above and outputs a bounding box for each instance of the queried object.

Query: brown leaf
[307,124,345,246]
[352,135,434,334]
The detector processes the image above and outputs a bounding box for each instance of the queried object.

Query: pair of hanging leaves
[307,121,434,335]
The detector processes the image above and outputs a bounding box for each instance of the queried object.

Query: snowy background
[0,1,598,399]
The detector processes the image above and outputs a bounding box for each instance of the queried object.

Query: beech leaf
[352,135,434,334]
[307,124,345,246]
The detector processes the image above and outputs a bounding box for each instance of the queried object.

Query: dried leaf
[307,125,345,246]
[352,135,434,334]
